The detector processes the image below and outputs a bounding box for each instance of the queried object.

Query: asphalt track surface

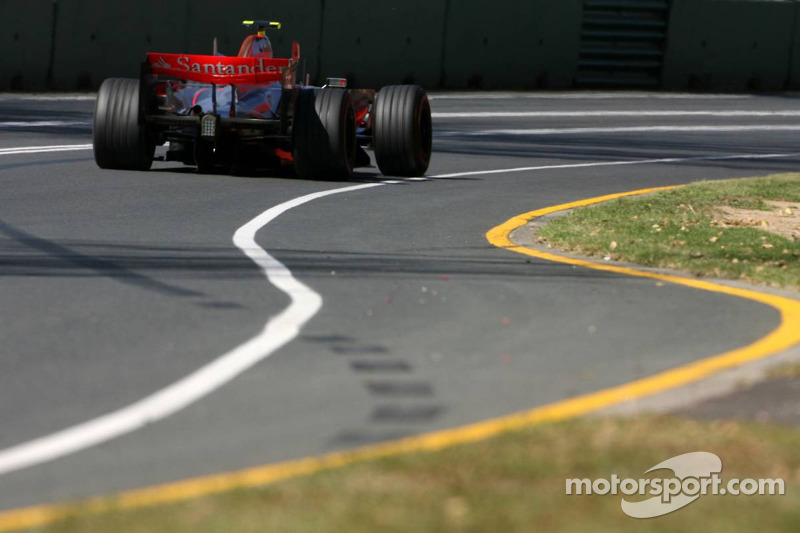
[1,91,799,511]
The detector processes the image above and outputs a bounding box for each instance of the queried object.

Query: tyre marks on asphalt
[366,382,435,397]
[351,360,413,373]
[342,339,444,426]
[303,335,444,444]
[330,344,388,355]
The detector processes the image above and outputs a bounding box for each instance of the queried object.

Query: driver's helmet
[238,34,273,58]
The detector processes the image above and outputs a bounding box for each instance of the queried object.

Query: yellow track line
[2,185,799,532]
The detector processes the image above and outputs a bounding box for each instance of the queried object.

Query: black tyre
[93,78,155,170]
[293,88,356,180]
[373,85,432,177]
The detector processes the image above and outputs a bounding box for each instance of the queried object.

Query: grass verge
[537,174,800,288]
[26,416,800,533]
[767,362,800,380]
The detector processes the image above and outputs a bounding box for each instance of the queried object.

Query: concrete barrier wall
[7,0,324,90]
[6,0,800,91]
[787,1,800,87]
[0,0,56,90]
[663,0,796,91]
[443,0,583,89]
[183,0,324,85]
[50,0,190,90]
[320,0,448,89]
[0,0,583,90]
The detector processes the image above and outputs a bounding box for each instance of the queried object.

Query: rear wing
[144,53,293,86]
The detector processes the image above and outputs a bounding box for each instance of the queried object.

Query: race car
[92,20,432,178]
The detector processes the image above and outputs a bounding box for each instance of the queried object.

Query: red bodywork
[147,53,290,86]
[140,36,374,171]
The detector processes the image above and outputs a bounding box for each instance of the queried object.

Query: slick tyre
[293,88,356,180]
[93,78,155,170]
[373,85,432,177]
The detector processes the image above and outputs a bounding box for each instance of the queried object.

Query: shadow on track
[0,219,206,298]
[0,228,621,287]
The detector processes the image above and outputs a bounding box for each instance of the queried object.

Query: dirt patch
[714,201,800,241]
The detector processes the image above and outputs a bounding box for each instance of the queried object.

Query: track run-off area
[0,91,799,520]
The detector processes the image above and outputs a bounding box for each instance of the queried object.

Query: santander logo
[154,56,172,69]
[168,56,278,76]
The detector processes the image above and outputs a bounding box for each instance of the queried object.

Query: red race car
[93,20,432,178]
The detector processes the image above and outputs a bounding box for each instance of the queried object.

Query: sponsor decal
[159,56,278,76]
[154,56,172,69]
[566,452,785,519]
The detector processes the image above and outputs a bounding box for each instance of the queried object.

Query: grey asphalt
[0,91,798,510]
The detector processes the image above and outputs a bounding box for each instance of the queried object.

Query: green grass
[537,174,800,288]
[29,416,800,532]
[767,362,800,380]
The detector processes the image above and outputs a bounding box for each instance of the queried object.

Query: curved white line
[0,183,381,477]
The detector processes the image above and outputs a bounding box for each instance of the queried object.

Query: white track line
[430,152,800,179]
[433,111,800,118]
[437,125,800,136]
[0,144,93,155]
[1,150,799,476]
[0,121,91,128]
[0,183,380,477]
[429,93,752,100]
[0,94,95,101]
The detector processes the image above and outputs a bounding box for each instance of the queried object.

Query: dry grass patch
[537,174,800,288]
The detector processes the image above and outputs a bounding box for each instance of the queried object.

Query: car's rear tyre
[373,85,432,177]
[93,78,155,170]
[293,88,356,180]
